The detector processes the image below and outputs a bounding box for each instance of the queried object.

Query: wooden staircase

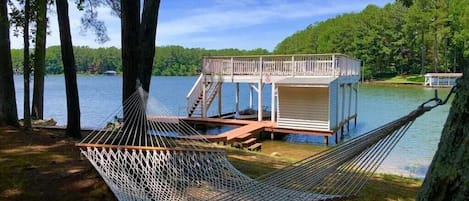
[241,138,262,151]
[186,74,221,117]
[231,135,262,152]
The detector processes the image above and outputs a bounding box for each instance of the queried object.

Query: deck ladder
[186,73,221,117]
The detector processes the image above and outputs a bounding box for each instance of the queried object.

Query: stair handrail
[186,73,204,115]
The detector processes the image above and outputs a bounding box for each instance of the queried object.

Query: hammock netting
[77,88,432,201]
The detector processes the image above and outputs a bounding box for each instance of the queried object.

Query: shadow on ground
[0,127,115,201]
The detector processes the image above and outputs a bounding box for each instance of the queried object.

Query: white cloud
[156,0,380,37]
[9,0,393,50]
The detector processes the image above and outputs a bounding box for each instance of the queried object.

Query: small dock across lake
[424,73,462,87]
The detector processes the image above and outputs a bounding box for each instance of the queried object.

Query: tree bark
[139,0,160,92]
[433,31,439,73]
[0,0,19,126]
[23,0,32,130]
[56,0,81,138]
[121,0,140,103]
[416,68,469,200]
[121,0,160,127]
[420,31,425,75]
[32,0,47,120]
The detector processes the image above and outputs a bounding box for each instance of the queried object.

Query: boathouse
[186,54,360,145]
[424,73,462,87]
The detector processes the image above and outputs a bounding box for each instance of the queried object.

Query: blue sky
[10,0,394,51]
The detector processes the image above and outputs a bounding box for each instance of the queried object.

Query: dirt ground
[0,126,115,201]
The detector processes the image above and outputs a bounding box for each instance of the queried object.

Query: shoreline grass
[370,74,425,85]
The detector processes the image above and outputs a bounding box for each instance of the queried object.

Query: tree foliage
[11,46,269,76]
[274,1,469,79]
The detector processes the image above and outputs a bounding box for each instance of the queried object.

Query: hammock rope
[77,85,457,201]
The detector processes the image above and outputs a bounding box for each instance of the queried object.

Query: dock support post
[354,83,358,127]
[202,77,207,118]
[335,132,338,144]
[218,84,222,117]
[258,81,263,121]
[271,82,276,123]
[235,83,240,118]
[249,85,253,109]
[341,84,345,132]
[347,83,352,131]
[271,132,274,140]
[324,136,329,146]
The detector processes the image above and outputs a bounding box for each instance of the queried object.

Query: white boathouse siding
[329,79,339,130]
[277,86,330,131]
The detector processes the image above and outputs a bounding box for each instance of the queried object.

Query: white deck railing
[186,73,205,115]
[202,54,360,77]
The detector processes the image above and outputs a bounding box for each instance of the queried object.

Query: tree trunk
[420,31,425,75]
[0,0,18,126]
[23,0,32,130]
[443,37,448,72]
[433,31,439,72]
[416,68,469,200]
[138,0,160,92]
[121,0,140,104]
[32,0,47,120]
[56,0,81,138]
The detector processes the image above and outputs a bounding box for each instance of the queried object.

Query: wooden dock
[183,117,339,146]
[218,121,271,142]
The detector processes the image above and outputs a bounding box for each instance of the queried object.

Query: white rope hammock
[77,87,440,201]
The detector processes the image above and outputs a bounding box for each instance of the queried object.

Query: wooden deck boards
[150,116,336,144]
[218,121,269,141]
[183,117,255,126]
[184,117,334,137]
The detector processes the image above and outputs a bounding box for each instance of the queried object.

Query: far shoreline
[16,74,432,88]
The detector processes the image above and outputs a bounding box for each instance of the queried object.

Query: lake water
[13,75,451,178]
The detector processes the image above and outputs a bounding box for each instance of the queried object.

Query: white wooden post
[202,77,207,118]
[235,83,240,118]
[249,85,253,109]
[271,82,276,122]
[354,82,359,127]
[258,81,263,121]
[258,57,263,121]
[342,84,345,126]
[332,54,336,77]
[230,57,234,81]
[259,56,263,79]
[347,83,352,130]
[335,83,339,130]
[218,84,222,117]
[291,56,295,76]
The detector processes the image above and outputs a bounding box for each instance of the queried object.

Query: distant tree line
[11,46,268,76]
[274,0,469,79]
[9,0,469,80]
